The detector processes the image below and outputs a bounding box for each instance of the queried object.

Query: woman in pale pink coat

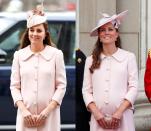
[10,5,66,131]
[82,10,138,131]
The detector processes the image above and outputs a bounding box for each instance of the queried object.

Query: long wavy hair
[89,29,121,73]
[19,22,52,49]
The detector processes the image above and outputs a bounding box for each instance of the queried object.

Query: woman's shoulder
[86,55,92,60]
[118,48,135,57]
[46,45,63,56]
[17,46,29,53]
[118,49,136,61]
[46,45,60,51]
[85,55,93,65]
[13,47,26,56]
[45,46,64,61]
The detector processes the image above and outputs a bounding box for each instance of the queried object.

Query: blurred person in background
[82,10,138,131]
[5,0,23,12]
[76,48,90,131]
[0,0,2,11]
[144,49,151,103]
[10,4,66,131]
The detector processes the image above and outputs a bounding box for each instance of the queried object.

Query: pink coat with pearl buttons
[10,45,66,131]
[82,48,138,131]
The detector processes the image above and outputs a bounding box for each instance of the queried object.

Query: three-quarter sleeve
[52,50,66,105]
[124,53,138,106]
[82,57,94,107]
[10,51,23,106]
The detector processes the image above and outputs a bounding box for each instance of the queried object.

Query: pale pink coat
[82,48,138,131]
[10,45,66,131]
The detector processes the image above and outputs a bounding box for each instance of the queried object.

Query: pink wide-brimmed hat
[90,10,128,36]
[27,4,47,28]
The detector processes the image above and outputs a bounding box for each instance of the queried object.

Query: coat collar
[21,45,56,61]
[101,48,127,62]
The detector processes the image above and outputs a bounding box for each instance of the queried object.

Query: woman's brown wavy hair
[19,22,52,49]
[89,29,121,73]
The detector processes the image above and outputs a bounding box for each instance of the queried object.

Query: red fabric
[144,54,151,103]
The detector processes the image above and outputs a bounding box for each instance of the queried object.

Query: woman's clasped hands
[22,107,50,127]
[97,115,121,129]
[93,109,121,129]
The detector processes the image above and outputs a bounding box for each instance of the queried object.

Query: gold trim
[149,49,151,58]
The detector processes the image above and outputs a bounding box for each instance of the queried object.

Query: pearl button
[105,101,109,104]
[105,88,109,92]
[33,102,37,105]
[34,65,38,68]
[106,68,110,71]
[33,90,37,93]
[107,57,110,60]
[35,53,39,57]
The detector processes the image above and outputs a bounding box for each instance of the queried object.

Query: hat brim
[27,15,47,28]
[90,10,128,36]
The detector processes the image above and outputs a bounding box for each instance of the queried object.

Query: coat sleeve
[144,51,151,103]
[124,53,138,106]
[82,57,94,107]
[52,50,66,105]
[10,51,23,106]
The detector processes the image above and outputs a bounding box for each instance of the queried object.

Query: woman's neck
[102,44,118,56]
[30,43,45,53]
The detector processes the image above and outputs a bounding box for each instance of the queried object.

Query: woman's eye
[29,29,34,32]
[108,28,114,31]
[99,28,114,32]
[37,29,42,33]
[100,29,105,32]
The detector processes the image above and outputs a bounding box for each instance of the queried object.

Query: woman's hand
[35,107,49,127]
[22,109,36,127]
[110,99,132,129]
[97,116,109,129]
[87,102,109,129]
[35,100,58,127]
[110,110,122,129]
[26,100,58,127]
[16,101,36,127]
[112,109,123,120]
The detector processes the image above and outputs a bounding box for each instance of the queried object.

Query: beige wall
[117,0,140,65]
[79,0,116,56]
[79,0,139,65]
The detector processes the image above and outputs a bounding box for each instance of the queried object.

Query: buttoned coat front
[82,48,138,131]
[10,45,66,131]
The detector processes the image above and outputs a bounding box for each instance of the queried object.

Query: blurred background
[0,0,76,12]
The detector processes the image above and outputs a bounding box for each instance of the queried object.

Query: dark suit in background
[76,49,90,131]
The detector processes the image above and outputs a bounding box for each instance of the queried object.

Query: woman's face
[28,23,46,44]
[98,22,118,45]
